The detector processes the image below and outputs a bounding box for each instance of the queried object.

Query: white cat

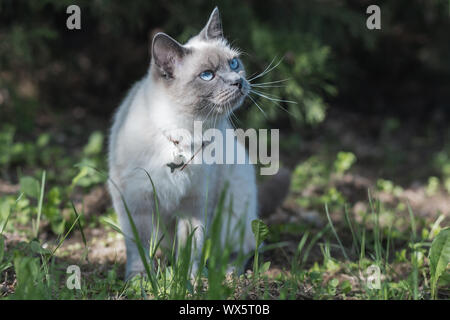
[108,8,259,279]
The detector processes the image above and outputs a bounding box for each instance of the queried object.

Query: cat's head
[150,7,249,122]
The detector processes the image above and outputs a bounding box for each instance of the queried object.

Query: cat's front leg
[176,215,206,279]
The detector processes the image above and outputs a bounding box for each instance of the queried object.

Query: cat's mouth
[213,85,249,115]
[214,92,246,115]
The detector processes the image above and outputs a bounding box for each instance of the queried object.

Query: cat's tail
[258,167,291,217]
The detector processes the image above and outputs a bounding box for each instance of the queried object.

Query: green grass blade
[34,170,46,239]
[71,201,87,248]
[325,203,349,261]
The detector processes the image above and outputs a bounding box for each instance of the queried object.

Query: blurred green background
[2,0,449,131]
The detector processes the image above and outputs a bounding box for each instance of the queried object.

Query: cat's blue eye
[229,58,239,70]
[200,70,214,81]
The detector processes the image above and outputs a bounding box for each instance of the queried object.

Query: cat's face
[150,8,249,122]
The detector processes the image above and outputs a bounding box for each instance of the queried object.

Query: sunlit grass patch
[1,167,448,299]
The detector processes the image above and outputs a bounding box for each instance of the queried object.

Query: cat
[108,7,288,280]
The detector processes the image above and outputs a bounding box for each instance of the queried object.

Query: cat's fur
[108,8,259,279]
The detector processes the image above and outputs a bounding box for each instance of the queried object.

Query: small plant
[428,228,450,299]
[291,151,356,209]
[334,151,356,176]
[251,219,269,276]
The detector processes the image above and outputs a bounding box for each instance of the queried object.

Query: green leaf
[334,151,356,174]
[260,261,271,273]
[438,271,450,286]
[429,228,450,299]
[0,200,11,234]
[36,133,50,148]
[341,280,352,294]
[100,216,124,235]
[0,235,5,262]
[251,219,269,247]
[329,278,339,287]
[19,176,40,199]
[202,238,212,266]
[29,240,51,256]
[83,131,104,156]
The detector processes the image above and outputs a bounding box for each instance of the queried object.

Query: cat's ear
[151,32,188,78]
[199,7,223,41]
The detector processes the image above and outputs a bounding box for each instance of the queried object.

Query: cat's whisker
[249,89,298,105]
[250,79,291,89]
[238,50,251,57]
[227,104,238,129]
[230,102,242,128]
[202,102,212,118]
[250,89,281,98]
[250,78,291,86]
[247,56,277,82]
[245,59,274,82]
[246,71,259,81]
[230,107,241,126]
[247,94,267,119]
[213,107,220,129]
[250,84,286,88]
[249,91,297,119]
[248,56,284,83]
[204,103,216,124]
[230,113,240,129]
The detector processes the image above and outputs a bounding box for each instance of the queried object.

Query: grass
[0,168,448,299]
[0,127,449,300]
